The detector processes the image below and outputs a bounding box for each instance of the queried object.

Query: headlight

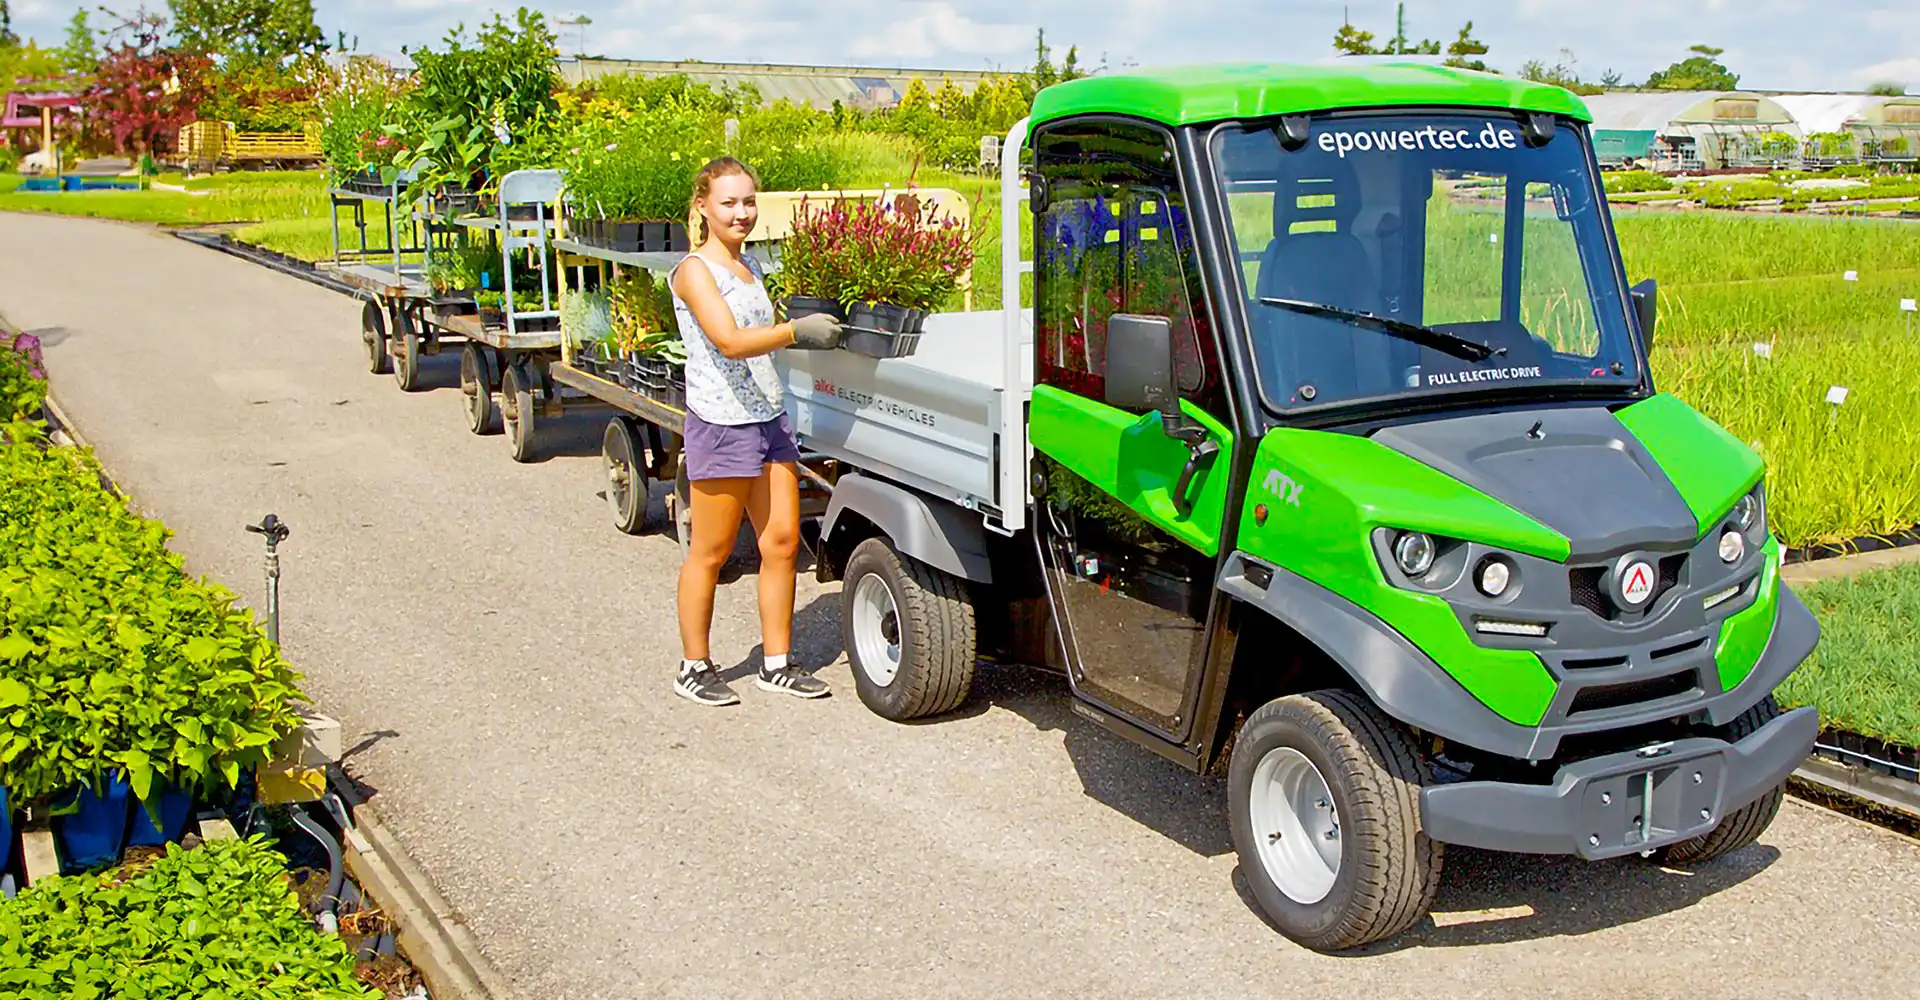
[1732,493,1758,531]
[1393,531,1436,576]
[1477,558,1513,597]
[1719,528,1746,564]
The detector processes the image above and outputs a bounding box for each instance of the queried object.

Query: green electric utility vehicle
[776,62,1820,951]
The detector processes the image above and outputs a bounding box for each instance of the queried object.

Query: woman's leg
[744,460,800,657]
[745,461,827,697]
[678,475,752,659]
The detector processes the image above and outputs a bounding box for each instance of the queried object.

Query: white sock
[764,653,789,674]
[681,658,706,676]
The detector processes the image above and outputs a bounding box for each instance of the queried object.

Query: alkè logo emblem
[1619,560,1656,607]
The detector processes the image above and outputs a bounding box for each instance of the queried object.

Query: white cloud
[1851,57,1920,92]
[848,3,1030,60]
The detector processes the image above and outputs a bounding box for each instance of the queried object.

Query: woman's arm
[671,256,795,360]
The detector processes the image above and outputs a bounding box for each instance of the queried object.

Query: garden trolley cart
[777,63,1823,952]
[318,162,437,381]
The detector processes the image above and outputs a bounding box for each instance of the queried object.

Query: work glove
[789,313,844,350]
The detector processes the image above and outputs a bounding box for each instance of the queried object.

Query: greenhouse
[1585,91,1800,170]
[1773,92,1920,166]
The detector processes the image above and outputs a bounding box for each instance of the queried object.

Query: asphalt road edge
[28,375,518,1000]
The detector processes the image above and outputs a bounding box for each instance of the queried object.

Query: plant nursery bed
[1785,525,1920,564]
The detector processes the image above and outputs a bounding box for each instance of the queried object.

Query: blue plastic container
[53,776,132,870]
[126,784,194,847]
[1,785,13,875]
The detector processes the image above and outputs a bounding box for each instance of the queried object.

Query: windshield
[1210,112,1642,413]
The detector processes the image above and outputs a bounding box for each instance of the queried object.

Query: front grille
[1570,566,1609,617]
[1568,554,1690,620]
[1652,636,1710,660]
[1563,654,1629,671]
[1568,669,1699,716]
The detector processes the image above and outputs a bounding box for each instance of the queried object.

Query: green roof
[1028,62,1593,130]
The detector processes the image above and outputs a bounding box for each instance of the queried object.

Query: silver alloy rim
[1249,747,1341,904]
[852,574,901,686]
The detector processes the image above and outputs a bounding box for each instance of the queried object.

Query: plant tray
[843,302,926,359]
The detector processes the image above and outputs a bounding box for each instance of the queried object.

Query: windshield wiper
[1256,297,1504,363]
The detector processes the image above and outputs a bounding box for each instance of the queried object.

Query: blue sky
[8,1,1917,92]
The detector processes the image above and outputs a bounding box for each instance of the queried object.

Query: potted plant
[783,194,976,359]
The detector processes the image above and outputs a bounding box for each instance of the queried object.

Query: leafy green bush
[1604,170,1672,194]
[0,836,380,999]
[0,422,305,810]
[393,8,561,194]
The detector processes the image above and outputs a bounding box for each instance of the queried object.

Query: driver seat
[1252,159,1381,403]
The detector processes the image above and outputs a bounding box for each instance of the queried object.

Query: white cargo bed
[782,308,1033,525]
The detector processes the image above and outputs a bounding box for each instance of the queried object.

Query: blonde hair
[690,156,759,243]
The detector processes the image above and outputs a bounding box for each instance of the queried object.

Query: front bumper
[1419,703,1818,858]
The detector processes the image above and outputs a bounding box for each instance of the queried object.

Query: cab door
[1028,118,1238,743]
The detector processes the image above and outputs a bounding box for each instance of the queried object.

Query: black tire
[1227,690,1443,952]
[361,300,390,374]
[391,307,422,391]
[502,363,536,462]
[603,417,649,535]
[1655,695,1786,865]
[460,344,496,434]
[840,536,976,721]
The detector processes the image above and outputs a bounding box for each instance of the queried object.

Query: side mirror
[1104,314,1178,418]
[1630,278,1657,347]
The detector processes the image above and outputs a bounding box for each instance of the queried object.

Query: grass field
[1778,561,1920,748]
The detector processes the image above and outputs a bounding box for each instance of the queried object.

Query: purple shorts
[683,410,800,481]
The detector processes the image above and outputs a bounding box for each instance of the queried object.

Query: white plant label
[1844,270,1859,282]
[1902,299,1918,312]
[1826,385,1849,405]
[1752,342,1773,358]
[1489,233,1499,244]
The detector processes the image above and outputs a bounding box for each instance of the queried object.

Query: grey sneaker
[674,660,739,707]
[757,664,830,699]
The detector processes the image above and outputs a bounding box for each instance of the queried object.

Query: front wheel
[1655,694,1787,865]
[1228,689,1443,952]
[840,536,976,721]
[361,300,390,374]
[501,363,536,463]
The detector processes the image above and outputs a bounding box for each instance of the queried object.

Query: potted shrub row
[605,268,688,406]
[778,194,976,359]
[0,416,305,875]
[561,102,717,255]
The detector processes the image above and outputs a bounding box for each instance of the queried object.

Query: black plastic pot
[844,301,925,359]
[785,295,847,323]
[635,222,690,253]
[664,366,687,410]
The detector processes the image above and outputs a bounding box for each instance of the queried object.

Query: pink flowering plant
[784,194,976,313]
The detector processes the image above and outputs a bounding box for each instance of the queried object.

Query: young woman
[668,156,844,706]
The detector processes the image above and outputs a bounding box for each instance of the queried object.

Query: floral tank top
[670,253,784,426]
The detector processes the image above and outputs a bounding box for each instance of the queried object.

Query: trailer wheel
[391,307,422,392]
[361,300,390,374]
[460,344,496,435]
[1228,689,1443,952]
[501,363,536,462]
[1654,694,1786,865]
[840,537,976,721]
[602,417,649,535]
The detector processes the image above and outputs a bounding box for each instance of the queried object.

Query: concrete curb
[331,782,520,1000]
[22,374,517,1000]
[1782,543,1920,586]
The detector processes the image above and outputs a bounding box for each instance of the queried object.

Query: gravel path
[4,212,1917,1000]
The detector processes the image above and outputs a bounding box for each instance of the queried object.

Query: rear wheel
[391,307,422,391]
[602,417,648,535]
[502,363,535,462]
[1228,689,1443,952]
[1655,695,1787,865]
[361,300,390,374]
[840,537,976,721]
[460,344,496,434]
